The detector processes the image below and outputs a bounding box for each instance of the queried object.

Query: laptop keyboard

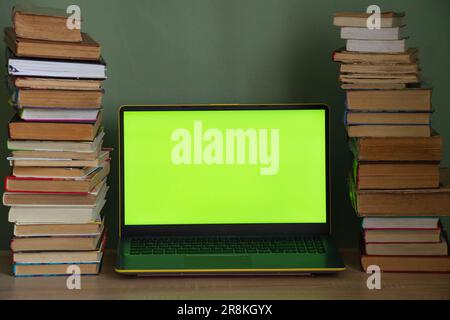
[129,236,326,255]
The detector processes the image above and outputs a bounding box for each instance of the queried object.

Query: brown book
[333,48,418,64]
[5,27,100,60]
[13,249,103,264]
[3,180,106,206]
[12,4,82,42]
[341,77,419,85]
[346,112,430,125]
[364,235,448,256]
[13,262,101,276]
[357,162,440,190]
[10,149,110,168]
[5,162,109,193]
[346,89,432,111]
[9,112,102,141]
[347,125,431,138]
[11,149,100,161]
[340,74,420,84]
[14,221,103,237]
[7,130,105,153]
[13,166,100,179]
[340,63,419,74]
[364,229,442,243]
[351,168,450,216]
[333,12,405,28]
[361,255,450,273]
[11,77,102,91]
[341,83,407,90]
[15,88,103,109]
[350,134,442,162]
[11,231,103,252]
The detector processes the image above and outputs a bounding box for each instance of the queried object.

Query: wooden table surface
[0,249,449,300]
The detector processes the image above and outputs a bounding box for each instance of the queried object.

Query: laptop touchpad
[184,255,252,268]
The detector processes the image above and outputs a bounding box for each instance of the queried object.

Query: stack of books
[333,11,450,272]
[2,4,109,277]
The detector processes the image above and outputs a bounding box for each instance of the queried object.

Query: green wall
[0,0,449,249]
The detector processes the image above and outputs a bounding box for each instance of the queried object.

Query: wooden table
[0,249,449,300]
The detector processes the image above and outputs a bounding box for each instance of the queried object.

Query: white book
[341,26,405,40]
[20,108,100,122]
[346,39,407,53]
[8,198,106,224]
[362,217,440,230]
[8,58,107,79]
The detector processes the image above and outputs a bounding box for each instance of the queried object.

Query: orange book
[12,4,82,42]
[5,27,100,60]
[8,112,102,141]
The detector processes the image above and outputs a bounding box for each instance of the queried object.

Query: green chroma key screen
[123,109,327,225]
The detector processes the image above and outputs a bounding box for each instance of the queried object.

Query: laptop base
[116,235,345,276]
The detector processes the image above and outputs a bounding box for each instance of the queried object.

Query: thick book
[349,134,442,162]
[3,180,107,207]
[12,4,82,42]
[8,112,102,141]
[8,55,107,79]
[340,26,405,40]
[345,111,431,125]
[333,48,418,64]
[13,88,103,109]
[364,228,442,243]
[7,130,104,152]
[11,230,104,252]
[346,39,407,53]
[347,125,431,138]
[346,89,432,111]
[19,108,100,122]
[364,235,448,256]
[361,255,450,273]
[340,63,419,74]
[5,27,100,60]
[356,162,440,190]
[5,161,110,194]
[11,76,102,91]
[9,199,105,224]
[9,149,110,168]
[13,234,106,264]
[350,168,450,216]
[333,12,405,28]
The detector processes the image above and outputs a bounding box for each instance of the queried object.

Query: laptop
[116,104,345,275]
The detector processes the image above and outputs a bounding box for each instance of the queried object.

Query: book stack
[333,12,450,272]
[2,4,109,277]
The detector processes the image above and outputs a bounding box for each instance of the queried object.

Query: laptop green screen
[123,108,327,225]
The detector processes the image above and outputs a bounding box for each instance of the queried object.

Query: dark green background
[0,0,449,249]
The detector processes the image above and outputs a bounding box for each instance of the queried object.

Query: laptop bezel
[118,104,331,237]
